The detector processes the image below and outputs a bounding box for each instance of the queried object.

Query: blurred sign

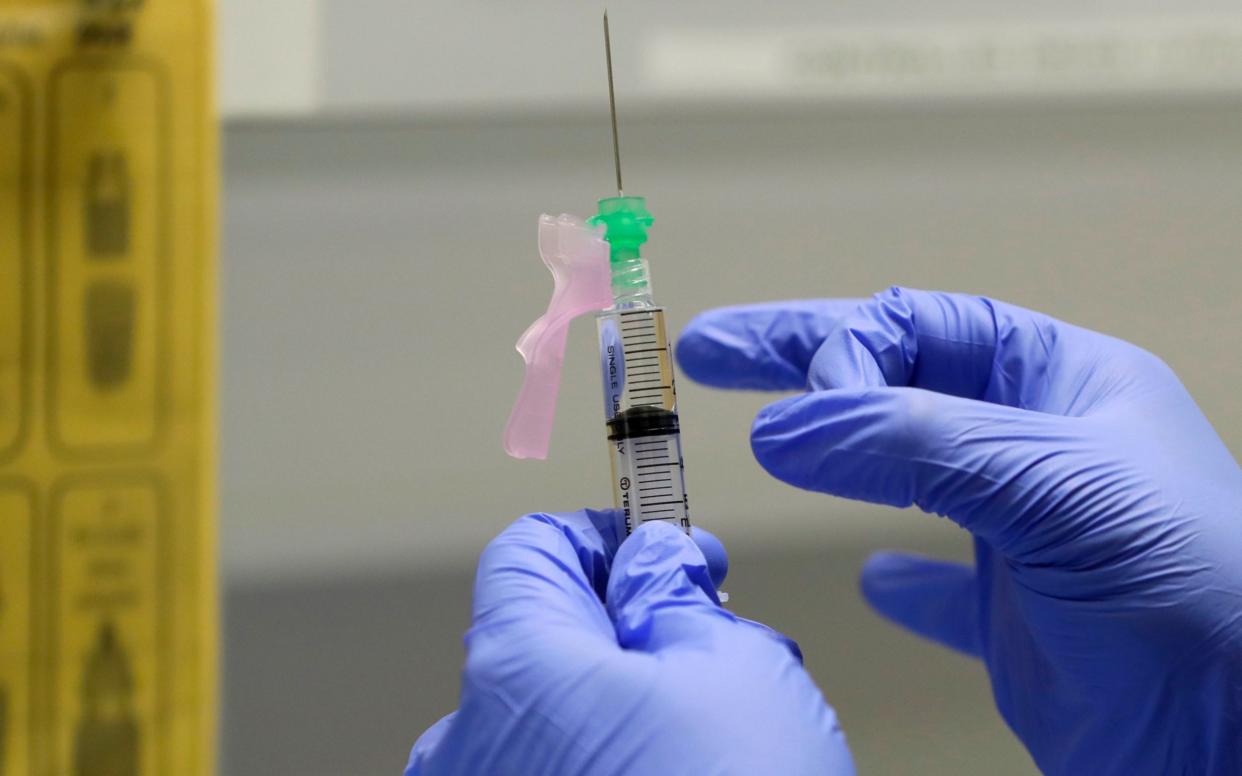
[48,62,164,452]
[0,2,216,774]
[644,20,1242,101]
[52,481,164,775]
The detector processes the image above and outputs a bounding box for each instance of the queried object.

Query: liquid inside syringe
[599,306,690,533]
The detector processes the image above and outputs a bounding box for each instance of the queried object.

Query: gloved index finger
[608,522,802,661]
[468,510,621,656]
[676,299,865,391]
[608,521,732,653]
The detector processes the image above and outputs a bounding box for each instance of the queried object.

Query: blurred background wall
[215,3,1242,774]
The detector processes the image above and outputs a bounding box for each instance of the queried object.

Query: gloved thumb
[751,387,1081,556]
[859,552,980,657]
[607,522,735,653]
[405,712,456,775]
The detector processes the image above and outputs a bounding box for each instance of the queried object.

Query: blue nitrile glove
[677,288,1242,775]
[405,509,855,776]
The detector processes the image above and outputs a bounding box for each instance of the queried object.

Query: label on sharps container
[0,2,217,774]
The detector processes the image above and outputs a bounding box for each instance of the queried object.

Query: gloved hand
[406,509,855,776]
[677,287,1242,775]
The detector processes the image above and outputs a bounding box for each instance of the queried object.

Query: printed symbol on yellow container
[84,151,130,260]
[84,281,135,391]
[73,620,139,776]
[48,63,166,455]
[53,479,163,775]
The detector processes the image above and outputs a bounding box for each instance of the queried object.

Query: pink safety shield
[503,214,613,459]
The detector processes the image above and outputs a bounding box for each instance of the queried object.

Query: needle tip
[603,7,623,197]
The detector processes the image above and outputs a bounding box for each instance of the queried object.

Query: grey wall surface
[220,101,1242,582]
[219,100,1242,775]
[312,1,1242,115]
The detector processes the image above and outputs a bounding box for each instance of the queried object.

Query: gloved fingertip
[750,394,821,487]
[608,522,725,650]
[858,550,959,619]
[752,393,807,425]
[857,550,982,658]
[473,511,620,634]
[582,506,627,558]
[610,521,710,601]
[736,615,805,664]
[858,550,921,606]
[674,309,809,391]
[690,525,728,589]
[672,322,718,384]
[406,711,457,775]
[750,395,806,454]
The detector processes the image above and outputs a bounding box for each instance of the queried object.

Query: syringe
[590,13,691,536]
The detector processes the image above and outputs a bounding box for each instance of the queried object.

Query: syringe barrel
[597,306,691,534]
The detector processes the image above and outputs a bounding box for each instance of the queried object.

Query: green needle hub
[589,195,654,295]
